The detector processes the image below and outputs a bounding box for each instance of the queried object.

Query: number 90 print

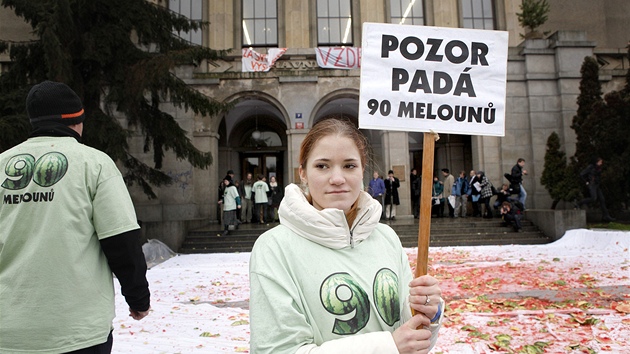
[2,152,69,190]
[320,269,401,335]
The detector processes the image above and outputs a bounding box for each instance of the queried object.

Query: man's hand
[129,307,150,321]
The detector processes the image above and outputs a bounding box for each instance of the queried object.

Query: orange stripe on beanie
[27,81,86,126]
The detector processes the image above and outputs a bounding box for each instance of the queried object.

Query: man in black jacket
[511,158,528,210]
[410,168,421,218]
[0,81,150,353]
[384,169,400,220]
[575,157,615,222]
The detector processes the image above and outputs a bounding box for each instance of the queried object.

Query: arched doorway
[218,99,288,186]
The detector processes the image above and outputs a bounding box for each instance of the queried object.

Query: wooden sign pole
[412,131,439,315]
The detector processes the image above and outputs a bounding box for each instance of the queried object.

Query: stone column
[193,131,220,221]
[286,129,308,184]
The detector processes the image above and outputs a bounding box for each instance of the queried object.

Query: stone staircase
[179,216,551,254]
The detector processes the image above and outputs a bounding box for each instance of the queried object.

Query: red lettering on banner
[243,49,266,61]
[333,48,345,67]
[316,48,332,66]
[251,62,269,71]
[346,48,359,67]
[316,47,362,69]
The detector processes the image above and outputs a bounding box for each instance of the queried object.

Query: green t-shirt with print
[0,137,139,353]
[253,180,269,204]
[223,185,240,211]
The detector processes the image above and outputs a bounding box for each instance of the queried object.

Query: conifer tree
[589,82,630,209]
[517,0,551,39]
[569,51,630,211]
[0,0,230,198]
[571,56,602,169]
[541,132,565,209]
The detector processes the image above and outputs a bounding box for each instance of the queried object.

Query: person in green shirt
[250,119,443,354]
[253,174,270,224]
[0,81,150,353]
[219,176,241,235]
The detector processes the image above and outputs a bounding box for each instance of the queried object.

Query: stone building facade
[2,1,629,250]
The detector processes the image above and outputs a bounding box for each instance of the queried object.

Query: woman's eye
[315,163,328,169]
[345,164,357,169]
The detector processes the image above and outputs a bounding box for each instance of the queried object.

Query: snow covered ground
[112,229,630,353]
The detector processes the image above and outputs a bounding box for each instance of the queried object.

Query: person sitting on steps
[500,201,523,233]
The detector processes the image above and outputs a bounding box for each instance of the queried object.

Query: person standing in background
[477,171,494,219]
[0,81,150,353]
[368,171,386,219]
[432,176,444,218]
[469,170,482,217]
[384,169,400,220]
[253,174,270,224]
[441,169,455,218]
[239,172,255,223]
[511,158,527,210]
[233,179,244,221]
[575,157,615,222]
[217,169,235,224]
[268,175,284,222]
[410,168,421,219]
[453,170,469,218]
[219,176,241,235]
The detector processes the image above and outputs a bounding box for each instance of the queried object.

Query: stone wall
[526,209,586,241]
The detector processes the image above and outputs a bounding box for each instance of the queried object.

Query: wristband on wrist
[430,301,442,323]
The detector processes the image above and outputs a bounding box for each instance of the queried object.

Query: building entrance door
[241,152,282,185]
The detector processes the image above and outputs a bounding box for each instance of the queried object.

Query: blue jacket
[452,176,468,196]
[368,177,385,197]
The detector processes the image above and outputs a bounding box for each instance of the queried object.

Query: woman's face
[270,176,276,182]
[299,135,364,213]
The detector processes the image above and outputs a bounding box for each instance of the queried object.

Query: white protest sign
[359,23,508,136]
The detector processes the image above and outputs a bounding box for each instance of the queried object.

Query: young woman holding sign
[249,118,443,353]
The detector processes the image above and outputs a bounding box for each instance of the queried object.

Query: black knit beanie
[26,81,85,126]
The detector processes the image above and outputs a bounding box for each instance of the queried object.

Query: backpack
[504,173,520,195]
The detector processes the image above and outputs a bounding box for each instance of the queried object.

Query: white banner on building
[315,47,362,69]
[359,23,508,137]
[242,48,287,72]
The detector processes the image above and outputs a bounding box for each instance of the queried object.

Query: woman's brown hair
[299,118,369,226]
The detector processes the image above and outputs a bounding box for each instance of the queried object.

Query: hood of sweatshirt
[278,184,383,250]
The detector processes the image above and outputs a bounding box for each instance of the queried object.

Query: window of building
[169,0,203,45]
[317,0,353,46]
[390,0,425,25]
[242,0,278,47]
[461,0,495,30]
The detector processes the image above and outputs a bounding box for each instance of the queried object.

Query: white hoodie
[249,184,442,354]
